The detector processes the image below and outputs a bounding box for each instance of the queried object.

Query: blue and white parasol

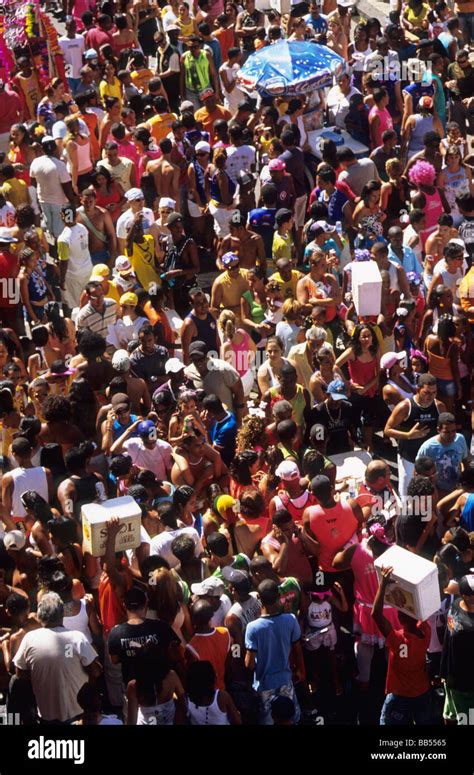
[237,41,345,98]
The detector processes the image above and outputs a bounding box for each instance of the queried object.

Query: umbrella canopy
[237,41,345,98]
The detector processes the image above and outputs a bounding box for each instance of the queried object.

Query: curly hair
[408,160,436,187]
[236,415,267,453]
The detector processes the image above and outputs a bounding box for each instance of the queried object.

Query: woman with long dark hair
[91,166,125,225]
[425,314,460,413]
[336,323,381,452]
[229,450,259,499]
[186,661,241,725]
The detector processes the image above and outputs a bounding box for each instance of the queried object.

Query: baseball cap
[380,350,406,371]
[165,357,185,374]
[115,255,132,274]
[268,158,286,172]
[41,134,56,146]
[327,379,347,401]
[275,208,292,225]
[120,291,138,307]
[3,530,26,551]
[199,87,214,101]
[221,566,250,585]
[137,419,157,439]
[313,220,336,233]
[191,577,225,597]
[90,263,110,280]
[124,587,147,610]
[188,340,208,359]
[167,212,183,227]
[166,23,180,31]
[111,392,131,411]
[275,459,300,481]
[124,187,145,201]
[158,197,176,209]
[195,140,211,154]
[221,251,240,268]
[419,95,433,109]
[180,100,195,113]
[0,228,18,244]
[214,494,238,517]
[460,575,474,596]
[230,210,244,226]
[85,48,99,60]
[112,349,130,372]
[406,271,421,285]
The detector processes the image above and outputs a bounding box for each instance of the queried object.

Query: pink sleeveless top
[352,539,399,641]
[229,329,251,377]
[348,356,378,397]
[421,189,443,246]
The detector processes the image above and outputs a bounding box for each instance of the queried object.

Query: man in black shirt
[279,128,307,259]
[108,587,180,687]
[305,379,355,454]
[447,50,474,136]
[130,323,169,389]
[441,574,474,723]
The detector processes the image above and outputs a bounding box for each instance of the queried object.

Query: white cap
[165,357,185,374]
[195,140,211,154]
[275,460,300,481]
[115,255,132,273]
[3,530,26,551]
[159,197,176,209]
[191,577,225,597]
[112,349,131,372]
[124,188,145,202]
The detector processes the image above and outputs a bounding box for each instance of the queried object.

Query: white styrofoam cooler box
[351,260,382,317]
[82,496,142,557]
[374,545,441,621]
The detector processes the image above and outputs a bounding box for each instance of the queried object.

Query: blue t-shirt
[304,12,328,33]
[209,411,237,467]
[245,612,301,691]
[388,245,423,275]
[317,188,348,224]
[248,207,277,258]
[416,434,469,492]
[402,81,434,107]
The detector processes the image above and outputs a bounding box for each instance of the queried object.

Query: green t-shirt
[279,576,301,615]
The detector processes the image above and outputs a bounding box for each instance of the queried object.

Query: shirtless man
[111,349,152,414]
[424,214,459,264]
[296,248,342,316]
[218,210,266,273]
[77,188,117,266]
[146,138,180,209]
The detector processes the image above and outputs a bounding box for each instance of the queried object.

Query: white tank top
[187,691,230,725]
[137,698,175,725]
[63,599,93,642]
[386,378,414,410]
[10,466,48,517]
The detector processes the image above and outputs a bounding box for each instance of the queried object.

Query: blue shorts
[90,249,110,266]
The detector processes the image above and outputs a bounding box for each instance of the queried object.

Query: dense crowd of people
[0,0,473,729]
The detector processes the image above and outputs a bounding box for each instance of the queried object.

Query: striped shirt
[76,298,118,338]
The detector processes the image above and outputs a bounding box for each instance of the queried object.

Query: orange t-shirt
[186,627,231,689]
[147,112,178,145]
[194,105,232,141]
[80,110,100,163]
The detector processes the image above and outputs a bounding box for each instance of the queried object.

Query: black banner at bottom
[0,725,472,773]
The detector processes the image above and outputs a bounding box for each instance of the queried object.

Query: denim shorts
[436,377,457,398]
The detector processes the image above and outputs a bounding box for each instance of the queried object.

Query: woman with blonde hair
[380,158,410,232]
[326,15,348,59]
[218,309,256,396]
[63,115,93,195]
[235,414,267,454]
[206,147,237,240]
[148,566,191,644]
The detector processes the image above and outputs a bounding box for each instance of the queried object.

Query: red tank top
[348,356,378,398]
[308,500,359,572]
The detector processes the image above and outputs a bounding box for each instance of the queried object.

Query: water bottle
[348,478,357,498]
[335,221,342,235]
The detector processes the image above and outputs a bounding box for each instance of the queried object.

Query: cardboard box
[374,545,441,621]
[351,260,382,317]
[82,496,142,557]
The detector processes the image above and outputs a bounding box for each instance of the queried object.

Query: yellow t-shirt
[147,112,178,144]
[272,232,293,262]
[125,234,161,293]
[269,269,302,300]
[0,179,30,209]
[131,68,154,94]
[99,78,123,109]
[213,269,249,316]
[403,3,430,27]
